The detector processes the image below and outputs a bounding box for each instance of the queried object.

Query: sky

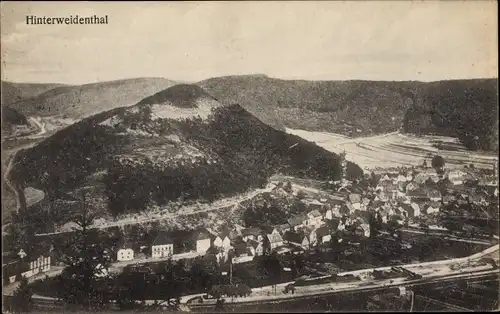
[1,1,498,85]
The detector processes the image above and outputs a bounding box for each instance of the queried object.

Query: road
[401,228,494,245]
[3,149,22,214]
[3,244,498,312]
[35,184,275,236]
[28,117,47,138]
[182,244,499,306]
[2,116,48,220]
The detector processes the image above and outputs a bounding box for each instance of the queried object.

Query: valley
[286,129,498,171]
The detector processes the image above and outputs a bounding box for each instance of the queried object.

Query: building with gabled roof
[315,226,331,244]
[425,203,441,215]
[283,230,302,245]
[266,233,284,250]
[241,227,261,242]
[305,209,324,227]
[196,230,212,254]
[349,193,362,204]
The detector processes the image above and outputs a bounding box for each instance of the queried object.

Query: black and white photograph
[1,1,498,312]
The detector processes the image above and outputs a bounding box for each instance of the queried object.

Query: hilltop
[199,76,498,151]
[7,77,178,120]
[9,84,362,223]
[1,81,67,105]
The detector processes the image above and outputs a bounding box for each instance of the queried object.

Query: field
[286,129,498,171]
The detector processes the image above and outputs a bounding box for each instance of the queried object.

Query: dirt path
[4,149,22,214]
[36,185,275,236]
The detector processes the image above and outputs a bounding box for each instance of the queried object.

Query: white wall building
[117,248,134,261]
[196,232,211,254]
[151,233,174,258]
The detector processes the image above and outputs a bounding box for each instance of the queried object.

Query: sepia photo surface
[1,1,498,312]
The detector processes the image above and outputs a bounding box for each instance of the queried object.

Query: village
[3,152,498,307]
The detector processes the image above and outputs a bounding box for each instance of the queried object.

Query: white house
[255,242,265,256]
[20,254,51,278]
[305,210,324,227]
[298,235,309,249]
[426,204,440,215]
[151,232,174,258]
[359,223,371,238]
[117,248,134,261]
[196,232,211,254]
[213,233,231,251]
[397,175,407,183]
[409,202,421,217]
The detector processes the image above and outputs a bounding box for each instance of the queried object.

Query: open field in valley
[286,129,498,171]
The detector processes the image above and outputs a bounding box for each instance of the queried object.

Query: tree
[56,191,113,310]
[369,172,378,188]
[11,277,34,313]
[296,190,307,199]
[431,155,446,176]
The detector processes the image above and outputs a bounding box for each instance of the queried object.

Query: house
[241,228,261,242]
[305,227,318,247]
[396,174,407,183]
[359,223,370,238]
[300,234,311,249]
[266,233,284,250]
[407,188,425,200]
[345,202,357,215]
[3,249,51,284]
[349,193,362,205]
[2,258,25,284]
[315,226,331,244]
[405,182,419,193]
[442,194,455,205]
[196,231,212,254]
[324,205,342,220]
[247,240,264,256]
[214,232,231,251]
[362,197,371,206]
[151,232,174,258]
[304,199,324,211]
[425,203,441,215]
[446,169,468,185]
[305,210,324,227]
[406,203,421,218]
[94,263,109,278]
[380,174,392,182]
[117,248,134,262]
[275,224,290,235]
[287,214,308,231]
[283,230,302,246]
[374,191,388,202]
[427,189,441,202]
[324,209,334,220]
[232,241,251,258]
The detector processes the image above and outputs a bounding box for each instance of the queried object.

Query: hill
[1,81,67,105]
[1,106,29,132]
[199,76,498,151]
[9,84,362,221]
[7,77,178,120]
